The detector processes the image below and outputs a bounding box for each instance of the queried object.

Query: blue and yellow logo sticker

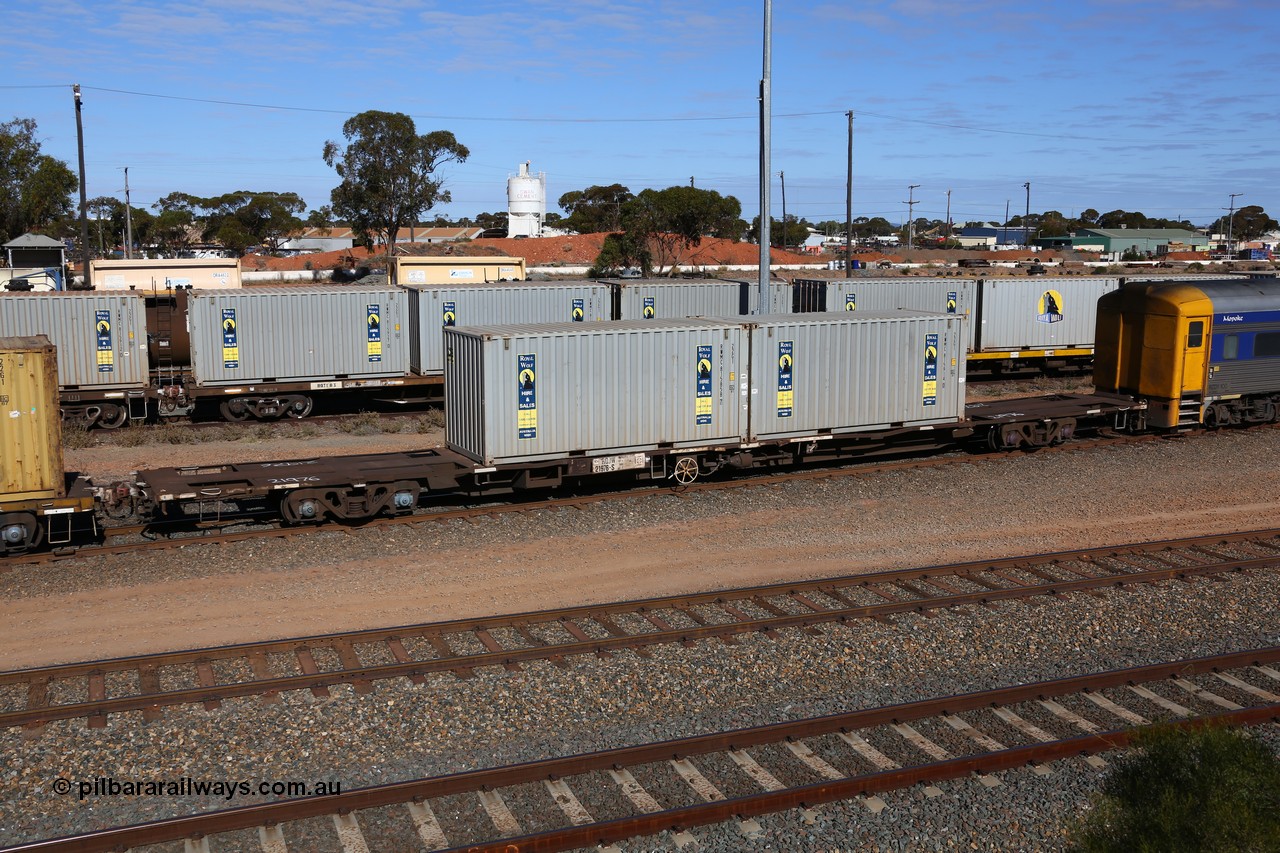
[443,301,456,327]
[1037,290,1064,324]
[844,293,856,311]
[777,341,793,417]
[221,308,239,369]
[695,345,713,426]
[947,292,957,314]
[517,354,537,440]
[922,333,938,406]
[367,304,382,362]
[94,309,114,373]
[643,296,656,319]
[572,298,584,322]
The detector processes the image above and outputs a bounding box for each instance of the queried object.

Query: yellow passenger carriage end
[1094,282,1213,428]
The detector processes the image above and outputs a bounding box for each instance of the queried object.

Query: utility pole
[945,189,952,239]
[904,184,920,250]
[1023,181,1031,247]
[1003,200,1010,245]
[124,168,134,260]
[73,84,90,289]
[757,0,772,311]
[1225,192,1243,254]
[779,171,786,250]
[845,110,853,277]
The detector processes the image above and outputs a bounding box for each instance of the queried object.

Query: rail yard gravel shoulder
[1,428,1279,850]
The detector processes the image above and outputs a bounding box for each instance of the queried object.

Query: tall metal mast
[757,0,772,313]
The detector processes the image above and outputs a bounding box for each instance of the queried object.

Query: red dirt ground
[245,234,816,273]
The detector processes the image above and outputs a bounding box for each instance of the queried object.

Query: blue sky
[5,0,1278,230]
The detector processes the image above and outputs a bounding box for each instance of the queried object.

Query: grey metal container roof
[191,285,399,297]
[447,317,743,338]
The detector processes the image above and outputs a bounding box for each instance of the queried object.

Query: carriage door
[1180,318,1208,396]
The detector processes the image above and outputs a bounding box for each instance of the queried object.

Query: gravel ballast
[2,427,1279,849]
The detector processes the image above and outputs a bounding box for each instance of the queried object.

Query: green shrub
[1071,723,1280,852]
[61,423,96,449]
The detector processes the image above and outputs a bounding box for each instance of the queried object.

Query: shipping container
[976,277,1119,352]
[610,279,757,320]
[0,336,64,501]
[445,319,745,465]
[405,282,611,376]
[745,312,966,441]
[777,277,1121,355]
[0,292,150,390]
[775,279,978,350]
[187,286,408,386]
[395,256,526,285]
[91,257,242,291]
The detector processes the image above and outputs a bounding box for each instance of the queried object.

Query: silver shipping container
[772,278,978,350]
[445,319,745,466]
[0,292,148,390]
[745,312,965,441]
[975,278,1119,352]
[610,279,757,320]
[187,286,408,386]
[405,282,611,376]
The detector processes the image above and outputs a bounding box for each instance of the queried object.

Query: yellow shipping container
[395,255,526,285]
[91,257,242,292]
[0,336,64,501]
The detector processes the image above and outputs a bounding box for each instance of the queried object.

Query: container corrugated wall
[445,319,745,465]
[746,312,965,441]
[977,278,1119,351]
[0,336,64,500]
[405,283,611,375]
[611,279,756,320]
[187,286,408,385]
[0,292,149,389]
[773,279,978,351]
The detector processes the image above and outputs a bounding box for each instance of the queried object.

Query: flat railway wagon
[130,312,1137,532]
[0,292,150,426]
[777,277,1121,371]
[0,336,96,553]
[1095,277,1280,428]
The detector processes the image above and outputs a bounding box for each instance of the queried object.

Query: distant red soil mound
[247,233,815,272]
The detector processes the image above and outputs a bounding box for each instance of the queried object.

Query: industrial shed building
[1037,228,1204,256]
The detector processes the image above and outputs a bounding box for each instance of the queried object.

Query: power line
[15,84,1251,143]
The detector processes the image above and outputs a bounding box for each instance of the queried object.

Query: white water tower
[506,161,546,238]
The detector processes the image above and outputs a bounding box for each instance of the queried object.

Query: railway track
[11,646,1280,853]
[4,528,1276,732]
[6,430,1175,568]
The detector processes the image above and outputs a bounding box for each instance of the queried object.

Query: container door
[1180,317,1209,395]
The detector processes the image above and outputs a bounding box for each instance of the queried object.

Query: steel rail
[2,530,1277,729]
[8,646,1280,853]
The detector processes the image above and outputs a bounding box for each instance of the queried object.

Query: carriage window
[1223,335,1239,360]
[1187,321,1203,348]
[1256,332,1280,358]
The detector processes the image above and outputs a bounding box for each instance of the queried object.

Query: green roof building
[1036,228,1208,255]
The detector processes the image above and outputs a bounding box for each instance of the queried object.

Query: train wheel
[280,490,327,524]
[672,456,700,485]
[219,400,252,422]
[0,512,43,554]
[285,396,314,419]
[96,404,128,429]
